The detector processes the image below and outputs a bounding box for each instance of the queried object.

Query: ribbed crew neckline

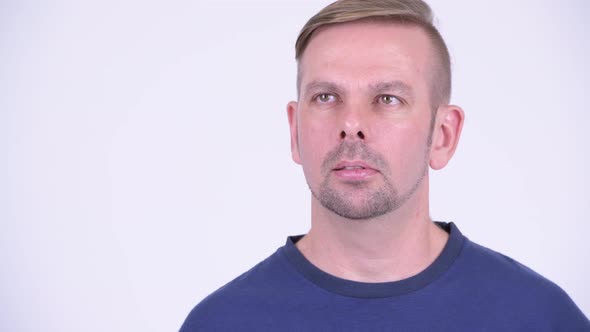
[281,222,465,298]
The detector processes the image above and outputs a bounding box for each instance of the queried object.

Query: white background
[1,0,588,331]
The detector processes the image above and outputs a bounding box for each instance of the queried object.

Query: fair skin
[286,22,464,283]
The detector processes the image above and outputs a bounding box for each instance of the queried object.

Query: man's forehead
[300,20,432,62]
[297,21,433,96]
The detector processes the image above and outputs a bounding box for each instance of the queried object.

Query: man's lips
[333,161,376,171]
[332,161,378,180]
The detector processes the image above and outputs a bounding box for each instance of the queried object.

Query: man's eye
[315,93,336,103]
[379,95,401,105]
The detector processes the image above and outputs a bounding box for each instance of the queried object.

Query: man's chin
[328,204,391,221]
[318,193,395,220]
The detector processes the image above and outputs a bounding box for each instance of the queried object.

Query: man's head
[287,0,463,220]
[295,0,452,108]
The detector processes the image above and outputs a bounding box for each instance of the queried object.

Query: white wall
[1,0,588,331]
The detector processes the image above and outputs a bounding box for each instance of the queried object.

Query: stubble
[308,140,428,220]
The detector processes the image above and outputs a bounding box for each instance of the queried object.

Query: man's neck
[295,190,448,283]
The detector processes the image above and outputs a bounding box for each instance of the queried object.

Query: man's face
[288,22,438,220]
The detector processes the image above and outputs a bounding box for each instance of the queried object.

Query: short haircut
[295,0,451,108]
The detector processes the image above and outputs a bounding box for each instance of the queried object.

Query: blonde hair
[295,0,451,106]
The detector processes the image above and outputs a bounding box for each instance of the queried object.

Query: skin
[286,21,464,283]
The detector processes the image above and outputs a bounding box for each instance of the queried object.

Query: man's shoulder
[454,237,588,326]
[179,246,294,331]
[441,222,565,297]
[461,238,560,290]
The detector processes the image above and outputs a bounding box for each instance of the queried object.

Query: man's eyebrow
[303,80,415,98]
[303,81,343,96]
[370,81,415,99]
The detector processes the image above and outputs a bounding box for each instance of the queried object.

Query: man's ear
[429,105,465,170]
[287,101,301,164]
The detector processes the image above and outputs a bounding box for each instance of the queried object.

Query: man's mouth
[335,165,366,171]
[333,161,374,171]
[331,161,378,181]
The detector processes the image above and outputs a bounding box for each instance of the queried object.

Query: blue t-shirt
[180,223,589,331]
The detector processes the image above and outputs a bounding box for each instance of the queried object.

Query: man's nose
[339,107,366,141]
[340,129,365,140]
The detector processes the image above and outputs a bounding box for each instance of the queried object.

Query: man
[180,0,589,330]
